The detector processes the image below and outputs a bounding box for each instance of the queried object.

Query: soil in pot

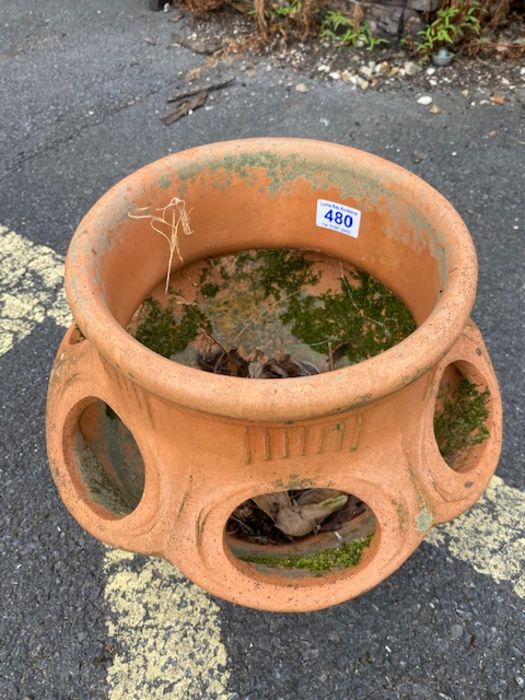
[127,247,417,376]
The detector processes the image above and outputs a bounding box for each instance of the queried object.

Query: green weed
[321,10,388,50]
[411,1,483,55]
[434,376,490,464]
[273,0,302,18]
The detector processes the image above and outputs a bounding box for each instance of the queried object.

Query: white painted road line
[0,225,231,698]
[426,475,525,599]
[104,549,230,699]
[1,224,523,699]
[0,225,70,356]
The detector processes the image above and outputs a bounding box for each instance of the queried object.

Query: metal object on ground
[433,48,455,66]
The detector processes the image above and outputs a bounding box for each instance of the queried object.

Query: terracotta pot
[46,139,502,612]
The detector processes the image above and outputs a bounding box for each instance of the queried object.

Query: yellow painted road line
[0,226,229,700]
[0,224,523,697]
[104,549,230,700]
[0,225,70,356]
[426,475,525,599]
[0,224,231,698]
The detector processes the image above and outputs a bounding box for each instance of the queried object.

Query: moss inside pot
[127,247,417,377]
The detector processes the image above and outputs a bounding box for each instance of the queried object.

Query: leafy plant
[434,377,490,464]
[412,0,483,55]
[273,0,301,18]
[321,10,388,50]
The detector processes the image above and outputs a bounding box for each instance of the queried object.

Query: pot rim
[65,137,477,422]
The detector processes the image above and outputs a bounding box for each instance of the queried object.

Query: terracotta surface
[46,139,502,612]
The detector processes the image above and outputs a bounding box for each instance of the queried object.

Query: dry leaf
[489,94,505,105]
[252,489,348,537]
[252,492,293,520]
[295,488,344,506]
[248,352,319,378]
[429,104,442,114]
[320,495,366,531]
[162,91,208,125]
[197,348,249,376]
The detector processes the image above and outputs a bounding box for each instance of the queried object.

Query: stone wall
[336,0,443,37]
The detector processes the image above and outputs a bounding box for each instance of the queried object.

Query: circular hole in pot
[127,248,417,378]
[225,488,377,577]
[433,361,491,472]
[68,400,145,517]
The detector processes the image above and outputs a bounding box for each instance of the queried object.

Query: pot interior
[67,399,146,518]
[433,360,491,472]
[126,247,417,375]
[225,488,377,578]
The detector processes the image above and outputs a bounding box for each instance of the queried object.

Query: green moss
[105,405,117,421]
[176,151,387,203]
[273,475,316,490]
[227,248,319,300]
[394,501,409,531]
[255,249,319,300]
[157,173,172,190]
[200,282,220,298]
[240,535,372,574]
[434,377,490,463]
[134,297,203,358]
[133,249,416,369]
[416,509,432,532]
[281,270,416,364]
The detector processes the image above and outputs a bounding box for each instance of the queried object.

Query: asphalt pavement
[0,1,524,699]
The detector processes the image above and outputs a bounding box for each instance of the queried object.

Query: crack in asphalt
[0,74,201,183]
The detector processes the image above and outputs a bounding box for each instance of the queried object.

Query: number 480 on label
[316,198,361,239]
[324,209,354,228]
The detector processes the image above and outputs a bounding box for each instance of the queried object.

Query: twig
[229,514,255,536]
[231,288,304,345]
[171,293,197,307]
[254,0,268,36]
[184,304,229,355]
[213,350,227,373]
[168,289,246,373]
[184,269,199,288]
[162,91,208,125]
[128,196,193,295]
[328,341,334,371]
[166,76,235,103]
[341,275,391,333]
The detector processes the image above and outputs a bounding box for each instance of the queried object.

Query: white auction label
[316,198,361,238]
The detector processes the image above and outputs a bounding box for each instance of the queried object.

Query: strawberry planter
[46,138,502,612]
